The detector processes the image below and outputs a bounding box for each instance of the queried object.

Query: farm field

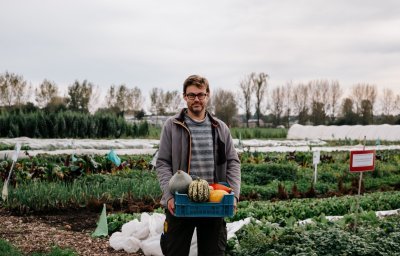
[2,137,400,159]
[0,208,138,256]
[1,139,400,255]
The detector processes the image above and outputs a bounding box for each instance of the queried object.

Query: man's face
[184,85,209,116]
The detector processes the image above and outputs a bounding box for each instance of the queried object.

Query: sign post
[349,136,375,231]
[313,150,320,185]
[350,149,375,195]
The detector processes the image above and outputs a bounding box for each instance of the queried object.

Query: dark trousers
[160,210,227,256]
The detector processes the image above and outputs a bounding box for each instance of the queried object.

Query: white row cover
[109,212,252,256]
[288,124,400,141]
[110,209,400,255]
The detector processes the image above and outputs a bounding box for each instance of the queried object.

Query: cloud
[0,0,399,103]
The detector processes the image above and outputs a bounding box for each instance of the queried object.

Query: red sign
[350,150,375,172]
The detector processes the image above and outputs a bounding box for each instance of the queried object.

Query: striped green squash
[188,178,210,202]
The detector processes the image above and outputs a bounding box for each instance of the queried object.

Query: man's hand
[167,198,175,215]
[234,197,238,213]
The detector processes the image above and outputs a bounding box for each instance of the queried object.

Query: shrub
[241,163,298,185]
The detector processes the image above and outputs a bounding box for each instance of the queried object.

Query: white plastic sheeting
[109,212,252,256]
[298,209,400,225]
[110,209,400,255]
[2,135,400,160]
[288,124,400,141]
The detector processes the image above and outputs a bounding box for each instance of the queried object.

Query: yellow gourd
[209,190,228,203]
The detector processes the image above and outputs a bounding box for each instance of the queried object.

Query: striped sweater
[184,114,214,183]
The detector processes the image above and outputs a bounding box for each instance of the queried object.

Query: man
[156,75,241,256]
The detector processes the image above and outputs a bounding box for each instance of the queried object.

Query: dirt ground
[0,207,145,256]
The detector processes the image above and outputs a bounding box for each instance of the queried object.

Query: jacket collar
[175,108,219,127]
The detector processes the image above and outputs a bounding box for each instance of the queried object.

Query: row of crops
[1,150,400,212]
[1,149,400,254]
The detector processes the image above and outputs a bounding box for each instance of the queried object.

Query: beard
[188,102,205,116]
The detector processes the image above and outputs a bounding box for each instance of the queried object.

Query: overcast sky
[1,0,400,108]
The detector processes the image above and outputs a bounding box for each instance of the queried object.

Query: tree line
[0,107,149,138]
[1,71,400,128]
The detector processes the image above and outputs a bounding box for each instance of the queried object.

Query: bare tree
[328,80,342,121]
[380,88,396,116]
[308,80,326,104]
[149,88,183,115]
[395,94,400,115]
[116,85,130,113]
[130,86,145,112]
[351,83,377,114]
[291,83,310,124]
[88,85,101,113]
[238,75,253,127]
[282,82,293,128]
[149,88,165,115]
[212,89,238,127]
[67,80,93,112]
[270,85,284,127]
[308,80,329,121]
[35,79,59,108]
[106,85,144,114]
[106,85,117,108]
[251,72,269,127]
[0,71,28,106]
[45,96,68,112]
[164,90,182,114]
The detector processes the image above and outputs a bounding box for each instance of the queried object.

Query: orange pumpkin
[209,183,232,193]
[209,190,228,203]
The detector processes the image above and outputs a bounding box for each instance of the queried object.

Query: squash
[169,170,192,194]
[209,190,228,203]
[188,178,210,202]
[209,183,232,193]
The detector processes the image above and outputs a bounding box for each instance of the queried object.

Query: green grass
[138,126,289,140]
[0,239,77,256]
[30,246,77,256]
[146,126,161,139]
[231,127,287,139]
[0,239,22,256]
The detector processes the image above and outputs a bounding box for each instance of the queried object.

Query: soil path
[0,208,143,256]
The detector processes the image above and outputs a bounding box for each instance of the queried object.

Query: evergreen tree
[138,121,149,137]
[37,112,47,138]
[298,108,309,125]
[9,123,19,138]
[310,101,326,125]
[361,99,373,125]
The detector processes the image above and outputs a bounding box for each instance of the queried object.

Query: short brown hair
[183,75,210,94]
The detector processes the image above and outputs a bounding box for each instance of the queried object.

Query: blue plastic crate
[174,192,234,217]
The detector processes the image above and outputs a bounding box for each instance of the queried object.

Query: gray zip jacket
[156,109,241,207]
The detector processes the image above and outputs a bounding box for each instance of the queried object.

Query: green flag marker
[92,204,108,237]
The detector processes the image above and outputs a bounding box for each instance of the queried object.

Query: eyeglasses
[185,92,208,100]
